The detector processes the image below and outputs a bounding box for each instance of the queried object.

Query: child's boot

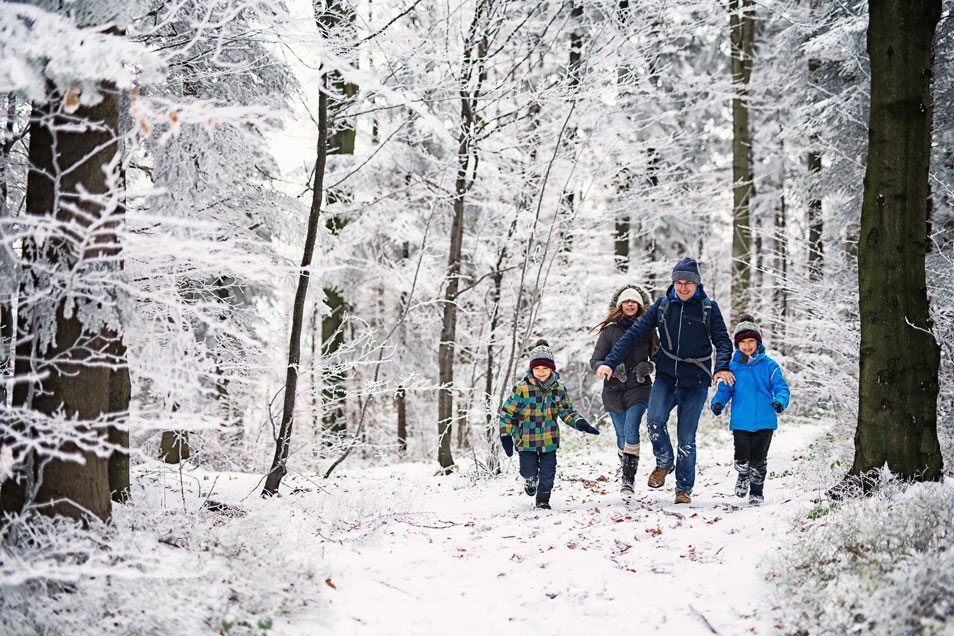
[733,460,750,498]
[535,490,551,510]
[524,476,538,497]
[748,464,765,505]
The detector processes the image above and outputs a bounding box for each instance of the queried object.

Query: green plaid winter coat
[499,371,589,453]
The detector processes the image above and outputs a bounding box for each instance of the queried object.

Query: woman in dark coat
[589,284,657,494]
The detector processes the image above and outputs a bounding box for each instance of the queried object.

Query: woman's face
[620,300,640,316]
[738,338,759,356]
[532,366,553,382]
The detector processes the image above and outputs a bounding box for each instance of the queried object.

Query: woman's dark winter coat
[590,317,654,412]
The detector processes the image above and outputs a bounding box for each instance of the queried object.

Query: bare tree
[437,0,494,473]
[730,0,756,321]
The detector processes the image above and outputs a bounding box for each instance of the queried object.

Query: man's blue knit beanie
[671,257,701,285]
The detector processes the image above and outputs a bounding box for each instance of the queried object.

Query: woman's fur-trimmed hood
[608,283,652,310]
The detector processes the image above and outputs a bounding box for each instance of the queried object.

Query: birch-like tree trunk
[850,0,943,483]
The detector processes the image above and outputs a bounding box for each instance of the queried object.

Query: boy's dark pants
[519,450,557,495]
[733,430,774,495]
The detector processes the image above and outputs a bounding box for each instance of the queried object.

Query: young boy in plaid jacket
[499,339,599,509]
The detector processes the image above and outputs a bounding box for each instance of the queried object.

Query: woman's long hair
[590,302,659,353]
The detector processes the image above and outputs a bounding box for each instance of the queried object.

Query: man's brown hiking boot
[647,465,673,489]
[675,491,691,504]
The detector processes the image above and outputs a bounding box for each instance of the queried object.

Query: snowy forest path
[279,420,825,635]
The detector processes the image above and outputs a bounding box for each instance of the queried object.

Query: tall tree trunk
[0,80,124,523]
[321,288,347,442]
[396,241,409,455]
[773,140,789,351]
[396,385,407,454]
[263,75,329,496]
[730,0,756,322]
[806,56,824,281]
[437,0,490,473]
[0,95,16,407]
[320,22,358,441]
[851,0,942,482]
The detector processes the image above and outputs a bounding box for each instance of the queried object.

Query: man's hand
[714,370,735,386]
[596,364,613,380]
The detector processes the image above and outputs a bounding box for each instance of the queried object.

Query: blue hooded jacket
[711,344,791,431]
[602,284,733,387]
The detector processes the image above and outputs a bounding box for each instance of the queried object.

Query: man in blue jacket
[596,257,733,504]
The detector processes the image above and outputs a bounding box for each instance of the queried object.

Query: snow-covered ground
[125,418,825,635]
[255,419,824,635]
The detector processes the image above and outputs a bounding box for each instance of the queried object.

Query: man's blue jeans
[609,402,647,450]
[645,375,708,494]
[519,450,557,494]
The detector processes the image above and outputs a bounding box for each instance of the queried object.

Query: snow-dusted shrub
[765,478,954,636]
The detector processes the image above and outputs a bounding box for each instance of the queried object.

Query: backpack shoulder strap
[658,296,672,347]
[702,298,712,345]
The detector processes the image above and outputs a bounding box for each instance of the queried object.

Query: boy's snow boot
[535,490,551,510]
[733,460,750,498]
[621,453,639,494]
[524,476,539,497]
[749,465,765,505]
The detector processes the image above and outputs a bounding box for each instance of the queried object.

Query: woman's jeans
[609,402,647,451]
[645,375,708,494]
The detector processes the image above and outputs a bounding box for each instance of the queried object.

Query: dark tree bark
[730,0,756,322]
[396,385,407,454]
[0,81,124,523]
[107,339,131,503]
[159,428,190,464]
[320,15,358,441]
[773,142,789,351]
[321,288,347,441]
[263,75,329,496]
[850,0,943,482]
[437,0,491,473]
[807,55,824,282]
[0,95,16,407]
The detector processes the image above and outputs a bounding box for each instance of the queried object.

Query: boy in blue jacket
[710,315,790,505]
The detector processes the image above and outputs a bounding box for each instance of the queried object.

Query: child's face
[738,338,759,356]
[532,366,553,382]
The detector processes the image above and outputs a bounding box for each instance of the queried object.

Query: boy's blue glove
[577,421,599,435]
[500,435,514,457]
[771,400,785,414]
[711,402,724,416]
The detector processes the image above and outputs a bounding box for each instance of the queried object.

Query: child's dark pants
[733,430,774,495]
[519,450,557,495]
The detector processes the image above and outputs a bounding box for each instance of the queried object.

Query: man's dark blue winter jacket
[602,285,733,387]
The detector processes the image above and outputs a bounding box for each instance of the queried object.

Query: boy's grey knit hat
[732,313,762,346]
[528,339,556,371]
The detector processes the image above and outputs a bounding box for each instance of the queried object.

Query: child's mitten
[634,361,654,383]
[500,435,514,457]
[711,402,724,416]
[771,400,784,414]
[577,421,599,435]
